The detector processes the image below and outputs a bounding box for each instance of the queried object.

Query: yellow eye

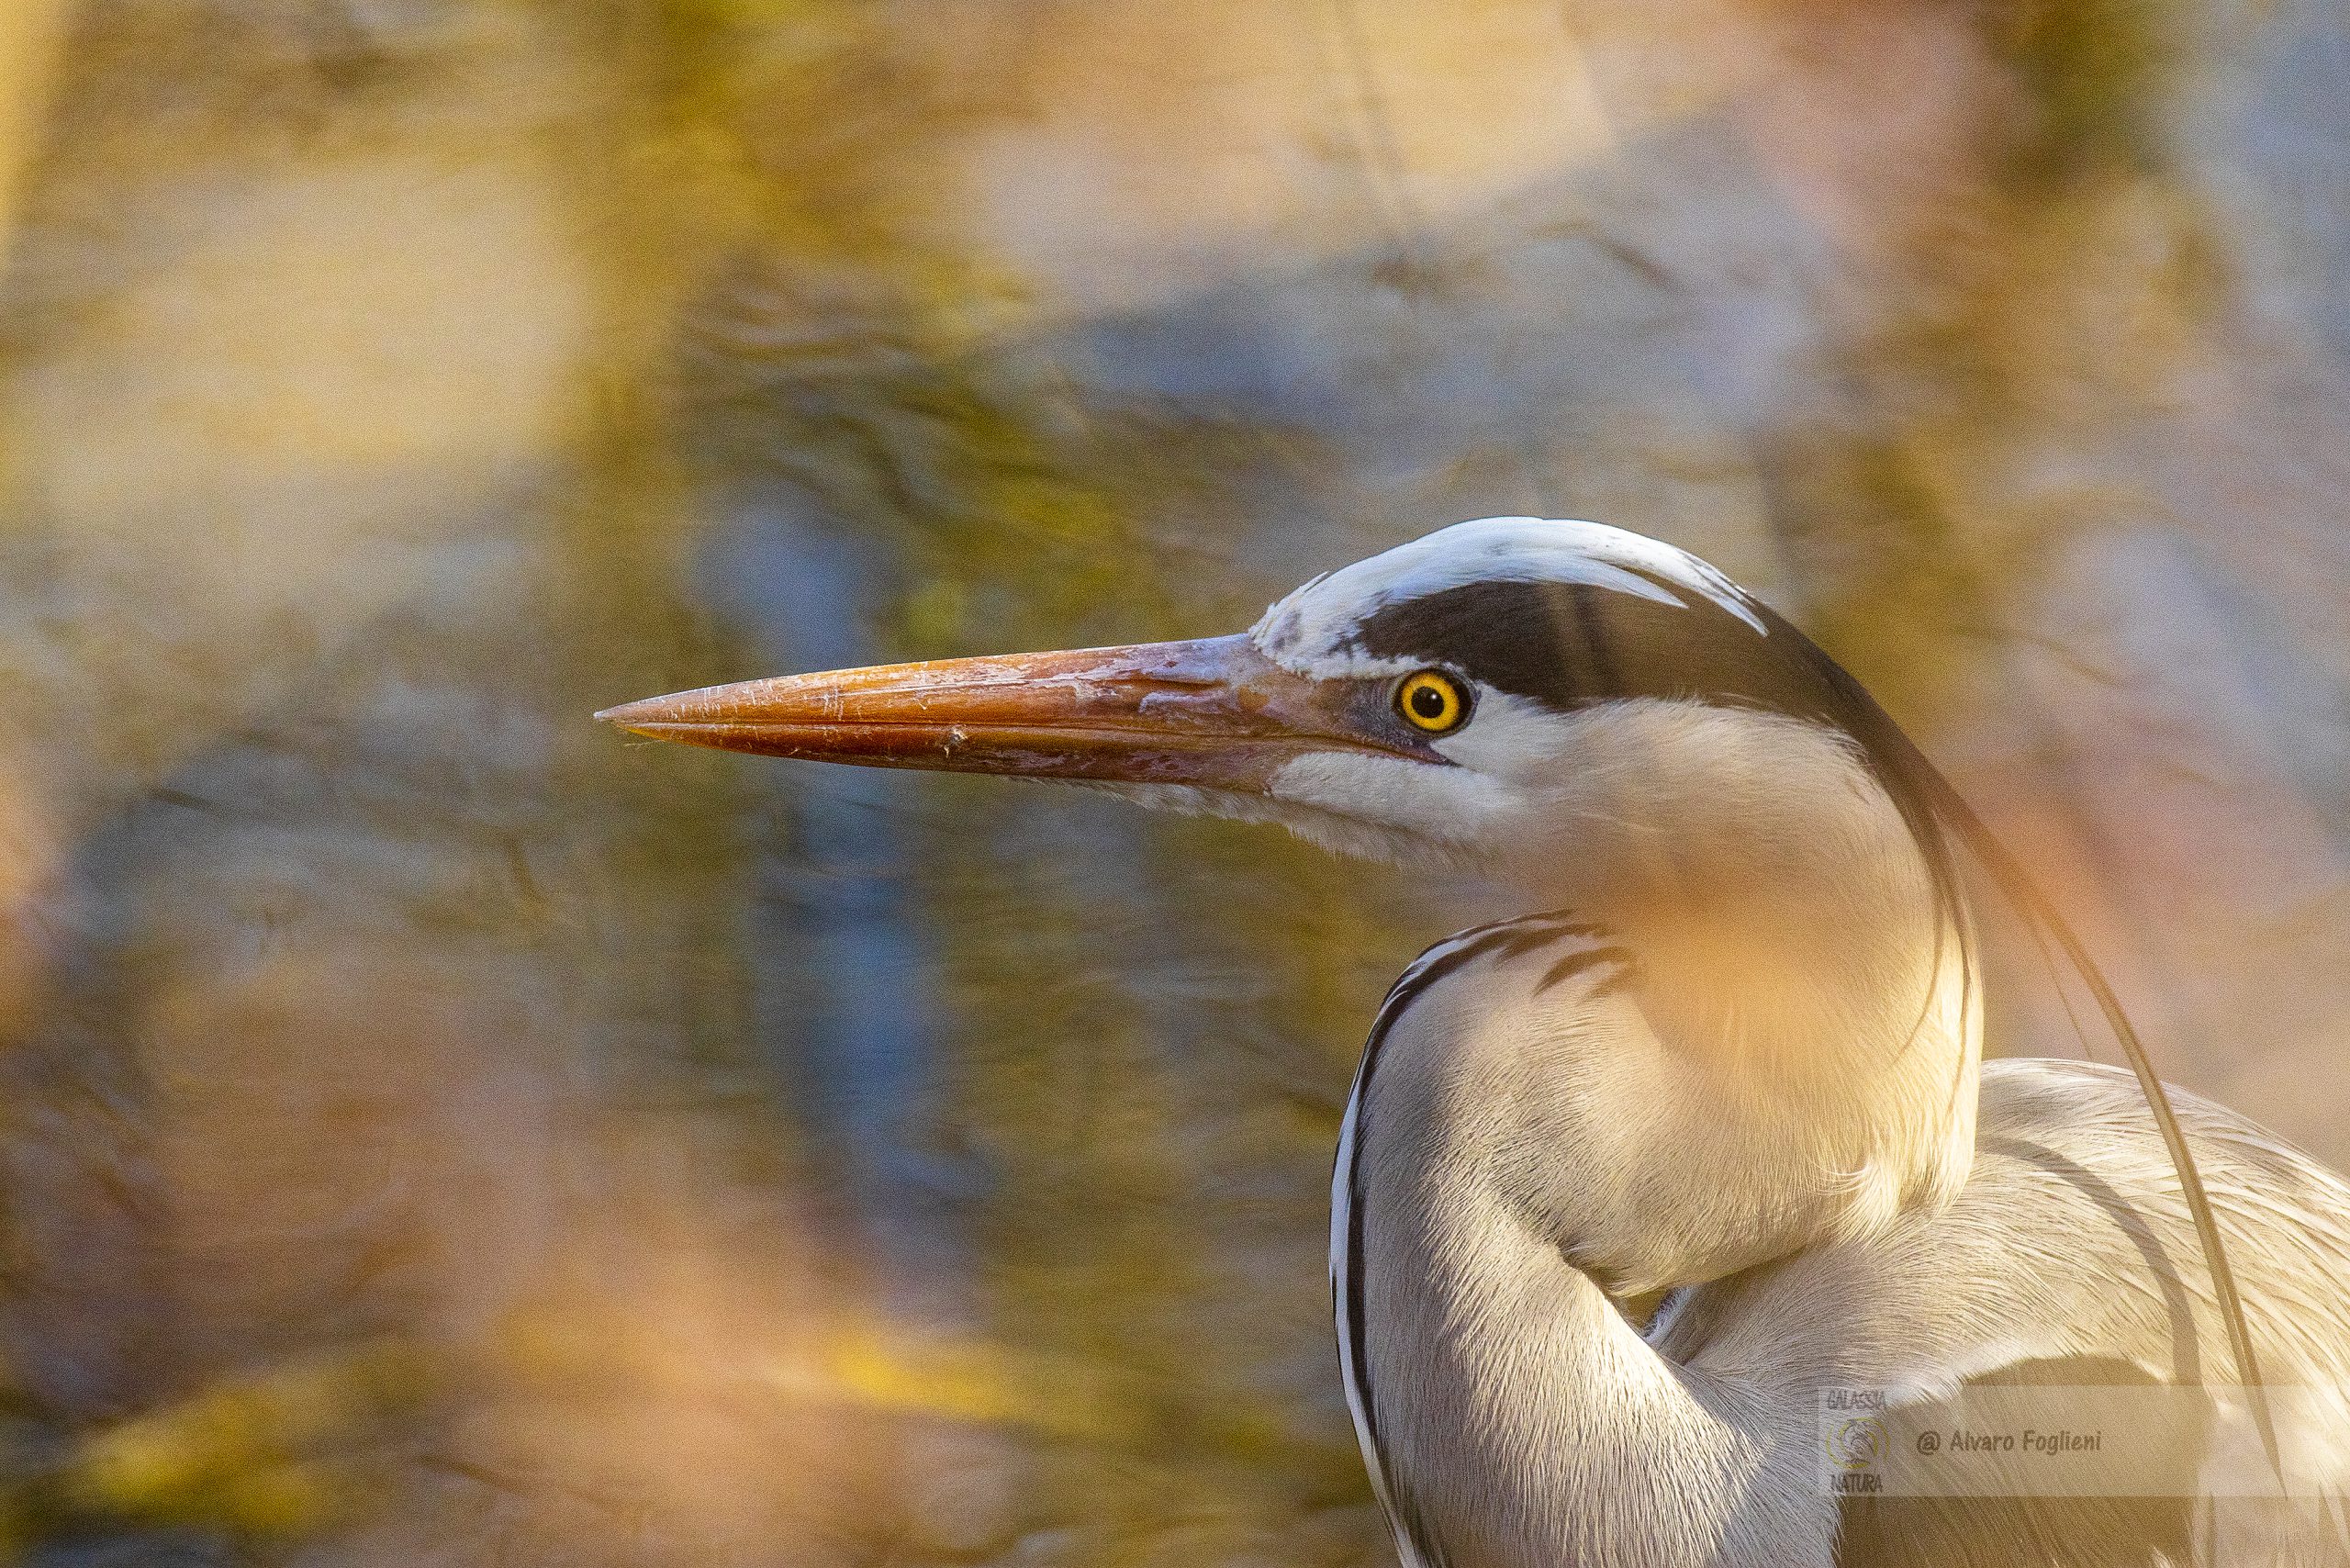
[1395,669,1468,734]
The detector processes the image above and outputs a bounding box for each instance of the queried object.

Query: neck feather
[1350,1156,1831,1567]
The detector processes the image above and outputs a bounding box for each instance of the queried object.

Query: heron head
[599,518,1950,910]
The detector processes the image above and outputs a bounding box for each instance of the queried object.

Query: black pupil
[1411,684,1447,719]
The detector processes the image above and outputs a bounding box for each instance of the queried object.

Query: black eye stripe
[1352,576,1831,721]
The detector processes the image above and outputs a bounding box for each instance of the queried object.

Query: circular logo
[1826,1416,1887,1471]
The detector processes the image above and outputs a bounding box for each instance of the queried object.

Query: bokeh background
[0,0,2345,1562]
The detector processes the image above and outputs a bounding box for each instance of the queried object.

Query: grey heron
[600,517,2350,1566]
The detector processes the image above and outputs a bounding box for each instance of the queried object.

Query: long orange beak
[596,634,1402,789]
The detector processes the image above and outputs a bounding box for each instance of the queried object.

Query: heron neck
[1351,1129,1829,1567]
[1341,710,1979,1562]
[1340,774,1976,1563]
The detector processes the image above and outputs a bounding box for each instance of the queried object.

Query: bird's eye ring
[1395,669,1469,735]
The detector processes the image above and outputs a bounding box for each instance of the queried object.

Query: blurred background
[0,0,2345,1562]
